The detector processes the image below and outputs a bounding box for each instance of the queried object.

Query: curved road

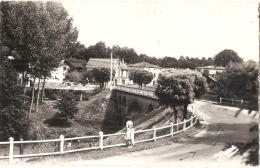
[66,101,258,167]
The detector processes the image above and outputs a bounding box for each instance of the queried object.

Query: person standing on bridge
[125,117,134,148]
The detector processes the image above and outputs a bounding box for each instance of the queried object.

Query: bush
[53,91,79,125]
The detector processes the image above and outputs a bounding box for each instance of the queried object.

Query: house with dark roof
[127,62,163,86]
[86,58,130,86]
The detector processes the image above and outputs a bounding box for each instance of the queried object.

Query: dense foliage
[217,62,258,111]
[54,91,79,122]
[92,67,111,88]
[155,68,207,122]
[0,61,30,140]
[132,70,153,88]
[214,49,243,67]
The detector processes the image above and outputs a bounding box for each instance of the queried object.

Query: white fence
[0,114,197,164]
[219,97,249,107]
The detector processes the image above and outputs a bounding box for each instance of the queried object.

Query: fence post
[99,131,103,150]
[176,122,179,132]
[220,97,222,103]
[131,129,135,146]
[20,138,23,155]
[232,99,234,105]
[241,99,243,105]
[60,135,64,154]
[153,126,156,142]
[170,122,174,137]
[183,119,187,132]
[9,137,14,164]
[80,93,83,101]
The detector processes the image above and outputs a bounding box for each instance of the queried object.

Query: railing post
[9,137,14,164]
[99,131,103,150]
[241,99,243,105]
[170,122,174,137]
[60,135,64,154]
[220,97,222,103]
[20,138,24,155]
[131,129,135,146]
[183,119,187,132]
[153,126,156,142]
[232,99,234,105]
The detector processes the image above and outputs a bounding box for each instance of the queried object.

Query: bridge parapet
[114,85,158,99]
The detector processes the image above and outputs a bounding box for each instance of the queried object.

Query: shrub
[53,91,79,124]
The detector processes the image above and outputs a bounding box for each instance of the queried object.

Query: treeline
[68,41,215,69]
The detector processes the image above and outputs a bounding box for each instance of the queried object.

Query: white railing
[219,97,249,107]
[114,85,157,98]
[0,114,197,164]
[134,114,197,144]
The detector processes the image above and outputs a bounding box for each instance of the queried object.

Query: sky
[62,0,259,62]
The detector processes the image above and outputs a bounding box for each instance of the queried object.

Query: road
[64,101,259,167]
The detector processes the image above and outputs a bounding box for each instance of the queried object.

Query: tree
[160,56,178,68]
[132,69,153,89]
[85,41,110,59]
[65,71,83,83]
[214,49,243,67]
[65,42,88,61]
[112,45,140,64]
[1,1,79,114]
[0,61,30,140]
[92,67,111,88]
[54,91,79,122]
[155,68,207,122]
[217,62,258,111]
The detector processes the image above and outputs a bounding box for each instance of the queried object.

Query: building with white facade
[86,58,130,86]
[45,60,70,83]
[127,62,163,86]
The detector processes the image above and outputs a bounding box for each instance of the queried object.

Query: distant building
[195,66,225,76]
[45,60,70,83]
[86,58,130,85]
[195,65,225,82]
[127,62,163,86]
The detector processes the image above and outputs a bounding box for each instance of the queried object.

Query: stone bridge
[113,85,160,120]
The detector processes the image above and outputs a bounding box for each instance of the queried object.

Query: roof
[127,62,162,69]
[195,65,225,70]
[86,58,114,69]
[86,58,129,70]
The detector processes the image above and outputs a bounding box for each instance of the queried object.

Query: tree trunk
[183,104,188,120]
[28,77,36,119]
[21,71,24,87]
[40,75,46,103]
[35,78,41,113]
[23,71,27,104]
[173,106,178,124]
